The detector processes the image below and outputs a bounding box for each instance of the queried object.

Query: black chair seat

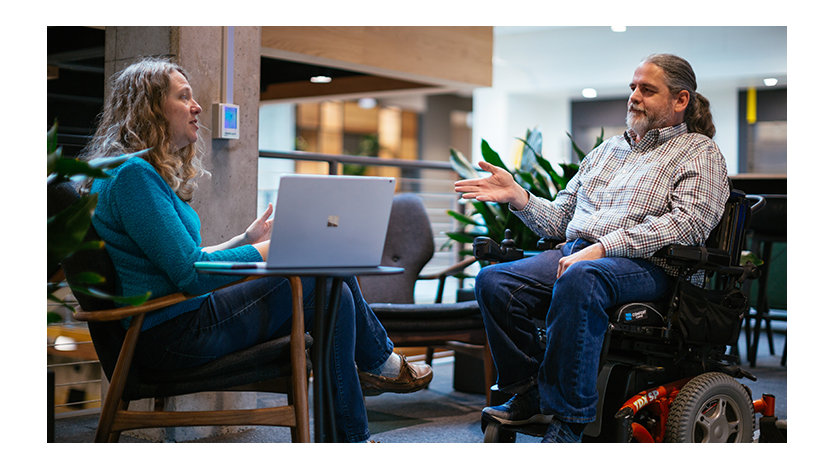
[369,299,481,320]
[370,300,482,332]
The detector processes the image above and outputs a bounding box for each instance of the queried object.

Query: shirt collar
[625,122,689,149]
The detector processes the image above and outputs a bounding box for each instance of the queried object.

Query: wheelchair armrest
[658,244,731,267]
[536,238,564,251]
[656,245,759,279]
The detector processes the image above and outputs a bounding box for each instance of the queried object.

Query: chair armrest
[417,256,477,281]
[72,291,194,322]
[417,256,478,304]
[72,276,261,323]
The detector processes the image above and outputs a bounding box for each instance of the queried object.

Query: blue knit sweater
[90,157,262,330]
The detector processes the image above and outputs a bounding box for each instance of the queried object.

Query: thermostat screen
[224,107,238,130]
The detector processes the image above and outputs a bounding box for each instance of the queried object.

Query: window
[737,88,787,174]
[570,98,627,162]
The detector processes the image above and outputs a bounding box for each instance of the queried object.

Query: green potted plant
[444,128,602,256]
[47,121,150,322]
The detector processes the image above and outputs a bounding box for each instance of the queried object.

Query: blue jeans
[475,239,671,424]
[134,276,393,442]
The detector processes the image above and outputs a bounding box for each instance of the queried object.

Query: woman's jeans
[134,276,393,442]
[475,239,672,424]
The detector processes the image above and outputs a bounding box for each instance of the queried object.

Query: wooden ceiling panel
[261,26,492,91]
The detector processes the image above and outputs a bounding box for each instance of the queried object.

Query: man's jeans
[134,276,393,442]
[475,239,671,424]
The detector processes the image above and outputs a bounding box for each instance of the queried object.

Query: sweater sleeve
[110,160,261,295]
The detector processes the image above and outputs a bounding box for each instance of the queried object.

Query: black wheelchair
[473,189,787,443]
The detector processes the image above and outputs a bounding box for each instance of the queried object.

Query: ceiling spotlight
[582,88,598,99]
[611,26,627,32]
[763,78,779,87]
[310,75,332,84]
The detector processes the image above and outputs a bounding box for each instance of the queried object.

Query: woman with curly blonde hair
[82,57,206,201]
[80,57,432,442]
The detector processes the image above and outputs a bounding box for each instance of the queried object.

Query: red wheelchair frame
[616,376,783,443]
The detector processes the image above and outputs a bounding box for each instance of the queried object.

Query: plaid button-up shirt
[512,122,729,276]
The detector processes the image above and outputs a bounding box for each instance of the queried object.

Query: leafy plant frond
[46,122,152,322]
[448,128,605,250]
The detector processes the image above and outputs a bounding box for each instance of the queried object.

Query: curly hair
[80,56,207,201]
[643,53,716,139]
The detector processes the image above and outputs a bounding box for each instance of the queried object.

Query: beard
[627,101,676,138]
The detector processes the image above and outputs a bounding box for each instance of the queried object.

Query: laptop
[195,174,396,270]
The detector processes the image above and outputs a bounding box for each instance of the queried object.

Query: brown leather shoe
[358,354,433,396]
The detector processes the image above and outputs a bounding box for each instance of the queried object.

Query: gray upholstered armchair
[358,193,495,402]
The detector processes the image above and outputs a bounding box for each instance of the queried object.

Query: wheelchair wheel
[483,421,517,443]
[664,372,754,443]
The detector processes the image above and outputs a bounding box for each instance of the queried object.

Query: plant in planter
[47,121,150,322]
[444,128,602,256]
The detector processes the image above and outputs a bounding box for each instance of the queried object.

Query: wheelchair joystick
[501,229,517,250]
[473,229,523,262]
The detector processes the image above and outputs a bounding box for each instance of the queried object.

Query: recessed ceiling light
[763,78,778,87]
[611,26,627,33]
[310,75,332,84]
[582,88,598,99]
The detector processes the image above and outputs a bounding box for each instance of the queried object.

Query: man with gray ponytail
[638,53,716,138]
[455,53,729,443]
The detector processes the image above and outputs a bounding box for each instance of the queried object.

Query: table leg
[312,276,344,442]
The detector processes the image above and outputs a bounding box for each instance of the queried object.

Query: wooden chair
[50,182,311,442]
[358,193,495,402]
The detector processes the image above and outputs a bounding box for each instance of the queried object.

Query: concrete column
[178,26,263,245]
[102,26,263,442]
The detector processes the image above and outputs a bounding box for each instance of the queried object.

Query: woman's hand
[202,204,274,253]
[453,161,529,209]
[243,203,273,245]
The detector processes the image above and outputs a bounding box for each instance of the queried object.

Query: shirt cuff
[597,230,627,258]
[509,190,532,212]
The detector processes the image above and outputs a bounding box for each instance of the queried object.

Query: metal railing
[259,149,456,175]
[48,290,104,419]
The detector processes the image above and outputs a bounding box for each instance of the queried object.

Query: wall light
[358,98,377,109]
[611,26,627,32]
[763,78,779,87]
[582,88,598,99]
[54,336,77,352]
[310,75,332,84]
